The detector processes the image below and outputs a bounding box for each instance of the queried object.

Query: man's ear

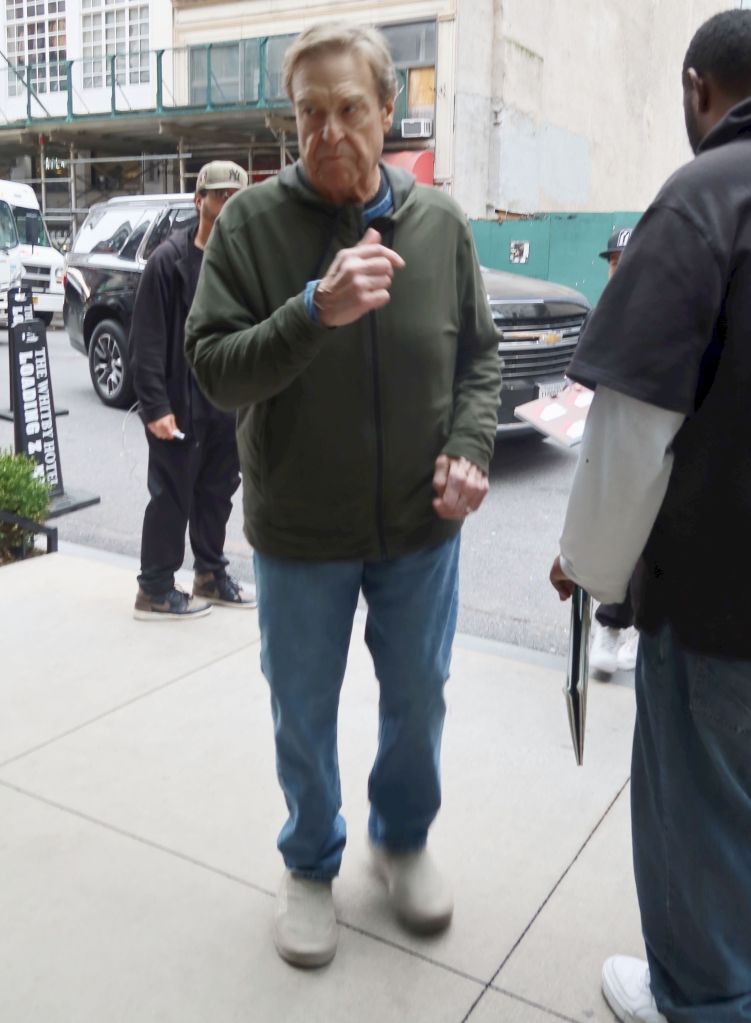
[381,97,395,134]
[194,193,202,214]
[686,67,711,113]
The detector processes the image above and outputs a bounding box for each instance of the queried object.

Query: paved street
[0,324,579,653]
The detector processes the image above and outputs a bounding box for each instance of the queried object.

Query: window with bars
[81,0,149,89]
[4,0,67,96]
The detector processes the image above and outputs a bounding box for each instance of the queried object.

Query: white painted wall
[454,0,735,217]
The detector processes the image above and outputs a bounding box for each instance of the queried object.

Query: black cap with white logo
[599,227,633,260]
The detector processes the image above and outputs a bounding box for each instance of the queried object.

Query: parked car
[485,267,590,433]
[65,193,590,426]
[64,193,197,408]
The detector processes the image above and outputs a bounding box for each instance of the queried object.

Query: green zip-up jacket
[185,162,500,561]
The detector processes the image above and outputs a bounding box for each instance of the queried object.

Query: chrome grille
[497,315,585,382]
[21,263,50,291]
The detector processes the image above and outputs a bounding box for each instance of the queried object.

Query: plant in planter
[0,450,51,563]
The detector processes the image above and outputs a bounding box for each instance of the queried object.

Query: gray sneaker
[134,586,212,621]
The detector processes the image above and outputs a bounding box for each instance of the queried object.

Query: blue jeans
[253,536,460,880]
[632,625,751,1021]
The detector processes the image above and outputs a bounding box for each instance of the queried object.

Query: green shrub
[0,450,50,561]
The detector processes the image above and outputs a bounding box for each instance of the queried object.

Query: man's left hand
[549,555,576,601]
[432,455,488,519]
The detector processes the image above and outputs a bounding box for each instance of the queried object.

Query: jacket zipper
[368,309,388,559]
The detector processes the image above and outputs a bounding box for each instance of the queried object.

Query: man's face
[291,48,394,205]
[195,188,240,232]
[607,252,622,279]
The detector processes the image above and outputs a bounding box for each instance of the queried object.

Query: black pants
[595,587,633,630]
[138,416,241,595]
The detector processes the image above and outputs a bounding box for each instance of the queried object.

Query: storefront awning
[382,149,435,185]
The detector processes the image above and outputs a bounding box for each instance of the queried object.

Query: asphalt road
[0,325,579,654]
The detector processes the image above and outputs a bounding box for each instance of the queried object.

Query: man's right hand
[314,228,405,328]
[147,413,178,440]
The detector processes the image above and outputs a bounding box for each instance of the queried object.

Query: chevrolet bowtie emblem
[540,331,564,346]
[507,330,564,346]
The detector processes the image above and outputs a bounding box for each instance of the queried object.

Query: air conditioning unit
[401,118,433,139]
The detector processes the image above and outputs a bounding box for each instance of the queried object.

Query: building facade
[0,0,736,288]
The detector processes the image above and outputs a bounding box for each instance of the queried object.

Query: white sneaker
[617,628,639,672]
[273,871,338,968]
[602,956,667,1022]
[370,841,453,934]
[590,623,621,677]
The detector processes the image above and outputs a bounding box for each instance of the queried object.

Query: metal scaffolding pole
[69,143,77,234]
[39,135,47,215]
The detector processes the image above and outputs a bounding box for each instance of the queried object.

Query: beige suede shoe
[370,841,453,934]
[273,871,338,969]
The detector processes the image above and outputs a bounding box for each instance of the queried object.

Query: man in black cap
[551,9,751,1022]
[588,226,639,679]
[132,160,255,620]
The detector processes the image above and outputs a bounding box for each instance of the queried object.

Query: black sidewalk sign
[1,287,68,420]
[3,288,99,516]
[11,317,64,498]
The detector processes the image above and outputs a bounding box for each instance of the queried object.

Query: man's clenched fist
[314,227,405,328]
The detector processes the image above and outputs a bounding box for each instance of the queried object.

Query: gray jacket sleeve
[559,385,684,603]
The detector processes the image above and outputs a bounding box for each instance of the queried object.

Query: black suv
[65,193,590,426]
[485,267,590,433]
[64,193,197,408]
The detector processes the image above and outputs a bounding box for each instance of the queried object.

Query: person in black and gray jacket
[131,160,255,620]
[552,10,751,1021]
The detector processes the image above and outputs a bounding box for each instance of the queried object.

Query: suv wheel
[88,319,135,409]
[37,311,54,326]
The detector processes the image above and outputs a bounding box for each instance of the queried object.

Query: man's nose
[321,115,344,144]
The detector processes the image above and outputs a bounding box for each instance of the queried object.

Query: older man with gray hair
[186,22,500,967]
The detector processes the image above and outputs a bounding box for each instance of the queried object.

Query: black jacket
[568,98,751,657]
[131,225,202,426]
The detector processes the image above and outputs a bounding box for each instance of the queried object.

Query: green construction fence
[470,212,642,307]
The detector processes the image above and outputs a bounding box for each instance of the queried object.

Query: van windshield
[0,201,19,250]
[12,205,51,247]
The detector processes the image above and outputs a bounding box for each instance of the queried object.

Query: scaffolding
[0,38,414,240]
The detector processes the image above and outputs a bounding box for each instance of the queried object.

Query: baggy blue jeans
[632,625,751,1021]
[253,536,460,880]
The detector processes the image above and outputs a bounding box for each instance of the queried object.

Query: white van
[0,180,65,325]
[0,199,23,314]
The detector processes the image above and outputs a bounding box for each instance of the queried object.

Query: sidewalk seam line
[0,777,493,991]
[0,777,277,895]
[458,777,631,1023]
[463,985,580,1023]
[0,639,259,770]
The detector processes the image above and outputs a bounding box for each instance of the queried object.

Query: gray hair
[282,22,398,107]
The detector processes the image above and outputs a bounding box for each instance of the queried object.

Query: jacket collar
[277,160,416,218]
[173,224,200,304]
[698,96,751,154]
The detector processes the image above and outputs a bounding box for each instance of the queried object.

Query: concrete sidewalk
[0,548,643,1023]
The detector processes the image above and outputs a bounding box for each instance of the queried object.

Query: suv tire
[88,318,135,409]
[37,311,54,326]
